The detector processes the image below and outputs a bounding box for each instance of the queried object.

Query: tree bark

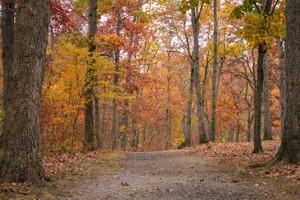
[94,95,102,148]
[84,0,98,151]
[1,0,15,110]
[252,0,274,154]
[183,64,194,147]
[263,51,273,140]
[268,0,300,164]
[0,0,15,150]
[191,6,207,144]
[253,44,265,153]
[245,81,253,142]
[120,63,131,151]
[277,39,285,137]
[210,0,218,142]
[0,0,50,183]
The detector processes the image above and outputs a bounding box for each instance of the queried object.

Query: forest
[0,0,300,187]
[40,0,283,151]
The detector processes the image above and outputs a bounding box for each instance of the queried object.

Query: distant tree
[111,7,122,150]
[180,0,208,145]
[232,0,283,153]
[0,0,50,182]
[210,0,218,142]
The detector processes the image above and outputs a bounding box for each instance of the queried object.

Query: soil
[55,150,296,200]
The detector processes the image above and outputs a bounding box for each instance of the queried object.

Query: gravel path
[59,150,272,200]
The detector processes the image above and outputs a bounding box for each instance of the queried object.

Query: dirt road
[58,150,282,200]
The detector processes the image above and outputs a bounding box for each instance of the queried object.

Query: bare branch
[269,0,281,16]
[251,0,261,14]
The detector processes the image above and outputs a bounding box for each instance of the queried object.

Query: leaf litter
[188,141,300,181]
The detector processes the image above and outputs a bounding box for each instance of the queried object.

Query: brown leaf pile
[0,182,33,194]
[191,142,279,164]
[43,149,106,177]
[0,150,106,194]
[189,142,300,180]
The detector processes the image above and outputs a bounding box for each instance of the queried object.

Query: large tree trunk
[191,6,207,144]
[253,44,265,153]
[0,0,15,150]
[84,0,98,151]
[0,0,50,183]
[210,0,218,142]
[1,1,15,109]
[263,51,273,140]
[268,0,300,165]
[112,9,122,150]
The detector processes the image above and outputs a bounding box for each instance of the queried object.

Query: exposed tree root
[249,146,284,169]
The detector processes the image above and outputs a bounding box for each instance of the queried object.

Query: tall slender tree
[252,0,274,153]
[165,51,172,149]
[191,3,208,144]
[263,51,273,140]
[183,17,193,147]
[210,0,218,142]
[112,7,122,150]
[253,43,265,153]
[277,39,286,137]
[231,0,280,153]
[0,0,50,183]
[84,0,98,151]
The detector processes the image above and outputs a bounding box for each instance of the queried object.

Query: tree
[191,4,208,144]
[83,0,98,151]
[42,35,89,153]
[180,0,208,145]
[263,51,273,140]
[232,0,282,153]
[252,0,283,152]
[119,0,147,150]
[253,43,265,153]
[0,0,50,182]
[210,0,218,142]
[268,0,300,165]
[277,39,285,137]
[111,7,122,150]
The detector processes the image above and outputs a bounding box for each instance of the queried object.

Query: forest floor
[1,142,300,200]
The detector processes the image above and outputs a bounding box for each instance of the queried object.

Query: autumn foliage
[0,1,286,153]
